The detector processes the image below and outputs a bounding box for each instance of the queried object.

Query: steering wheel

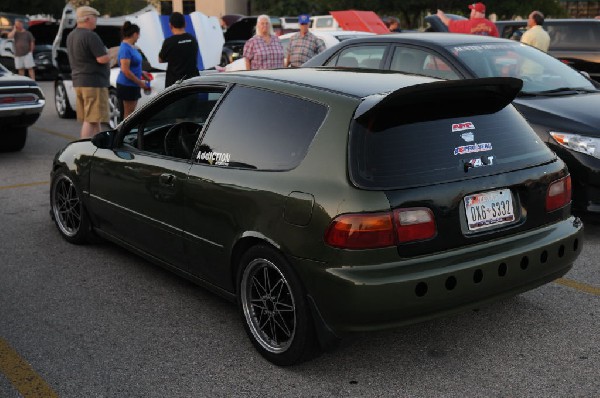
[163,121,200,158]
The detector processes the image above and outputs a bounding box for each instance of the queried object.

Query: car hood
[514,92,600,135]
[329,10,389,34]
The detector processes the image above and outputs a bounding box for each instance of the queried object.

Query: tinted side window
[120,89,223,159]
[197,86,327,170]
[349,107,554,189]
[391,46,460,80]
[325,45,386,68]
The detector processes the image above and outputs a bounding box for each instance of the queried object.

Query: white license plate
[464,189,515,231]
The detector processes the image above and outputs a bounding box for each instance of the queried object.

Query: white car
[310,15,340,31]
[54,55,167,128]
[222,30,376,71]
[53,4,224,128]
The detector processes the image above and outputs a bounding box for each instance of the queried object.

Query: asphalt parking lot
[0,81,599,397]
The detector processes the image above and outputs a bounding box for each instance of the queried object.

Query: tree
[3,0,66,18]
[77,0,152,17]
[2,0,157,19]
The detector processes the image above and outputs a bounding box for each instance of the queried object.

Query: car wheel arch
[230,234,283,293]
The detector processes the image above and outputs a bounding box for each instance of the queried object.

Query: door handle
[159,173,176,186]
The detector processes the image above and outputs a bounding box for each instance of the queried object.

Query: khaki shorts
[14,53,35,69]
[75,87,109,123]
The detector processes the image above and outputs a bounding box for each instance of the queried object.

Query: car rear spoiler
[354,77,523,125]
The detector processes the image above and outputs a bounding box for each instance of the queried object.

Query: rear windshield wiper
[522,87,599,96]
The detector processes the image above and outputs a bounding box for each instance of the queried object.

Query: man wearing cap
[67,6,111,139]
[286,14,325,68]
[521,11,550,52]
[437,3,499,37]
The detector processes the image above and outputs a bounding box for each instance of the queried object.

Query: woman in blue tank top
[117,22,148,119]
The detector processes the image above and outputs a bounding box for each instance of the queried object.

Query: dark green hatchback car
[50,68,583,365]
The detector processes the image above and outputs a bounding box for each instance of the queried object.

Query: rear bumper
[0,103,44,127]
[295,217,583,335]
[0,98,45,127]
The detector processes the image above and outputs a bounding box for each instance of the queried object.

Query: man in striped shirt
[286,14,326,68]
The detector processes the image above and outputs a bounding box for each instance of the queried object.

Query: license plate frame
[464,189,516,231]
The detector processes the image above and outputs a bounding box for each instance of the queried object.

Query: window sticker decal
[464,156,494,171]
[452,44,514,54]
[452,122,475,132]
[454,143,492,155]
[197,151,231,166]
[461,132,475,142]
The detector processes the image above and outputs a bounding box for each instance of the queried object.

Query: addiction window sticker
[197,151,231,166]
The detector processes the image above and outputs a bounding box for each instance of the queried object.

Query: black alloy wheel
[50,170,91,244]
[238,245,318,366]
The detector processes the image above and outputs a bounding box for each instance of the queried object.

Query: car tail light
[0,94,37,104]
[394,207,436,243]
[546,175,572,212]
[324,212,395,249]
[324,208,437,249]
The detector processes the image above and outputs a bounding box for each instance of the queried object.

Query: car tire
[1,127,27,152]
[55,80,75,119]
[238,245,319,366]
[108,88,123,129]
[50,169,91,244]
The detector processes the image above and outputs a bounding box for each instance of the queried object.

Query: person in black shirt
[159,12,200,87]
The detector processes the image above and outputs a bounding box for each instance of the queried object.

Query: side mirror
[580,70,592,80]
[91,130,114,149]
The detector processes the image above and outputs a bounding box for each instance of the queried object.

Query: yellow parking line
[0,181,48,190]
[0,337,58,398]
[32,125,78,141]
[555,278,600,296]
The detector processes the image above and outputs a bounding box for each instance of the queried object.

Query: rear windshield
[349,106,555,189]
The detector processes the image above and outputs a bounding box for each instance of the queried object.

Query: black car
[304,33,600,214]
[50,68,582,365]
[0,63,45,151]
[495,19,600,81]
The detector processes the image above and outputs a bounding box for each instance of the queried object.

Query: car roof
[192,67,439,98]
[278,30,375,40]
[333,32,513,46]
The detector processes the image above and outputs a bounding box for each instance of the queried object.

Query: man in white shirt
[521,11,551,52]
